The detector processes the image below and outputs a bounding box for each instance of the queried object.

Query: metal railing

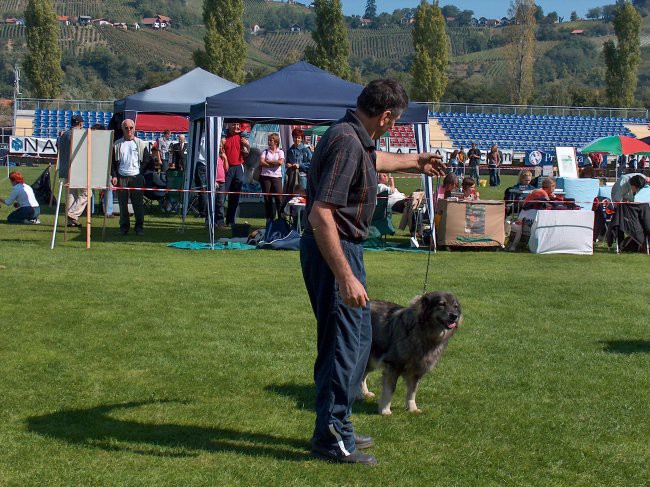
[14,97,114,112]
[422,101,649,120]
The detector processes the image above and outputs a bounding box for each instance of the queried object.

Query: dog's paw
[408,408,423,414]
[379,407,392,416]
[364,391,376,399]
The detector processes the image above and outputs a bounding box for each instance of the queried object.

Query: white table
[528,210,594,255]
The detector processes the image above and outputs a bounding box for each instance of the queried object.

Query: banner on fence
[10,136,58,155]
[525,150,555,166]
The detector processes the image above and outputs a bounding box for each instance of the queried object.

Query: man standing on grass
[111,119,148,236]
[56,114,86,228]
[301,79,446,465]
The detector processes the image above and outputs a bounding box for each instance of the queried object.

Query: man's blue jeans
[8,206,39,223]
[300,232,371,457]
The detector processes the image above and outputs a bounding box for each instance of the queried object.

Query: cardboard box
[437,199,505,247]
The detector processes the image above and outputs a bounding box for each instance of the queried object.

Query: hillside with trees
[0,0,650,108]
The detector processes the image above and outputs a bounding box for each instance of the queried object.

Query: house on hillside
[78,16,91,26]
[477,18,500,27]
[290,24,301,33]
[142,15,171,29]
[92,19,113,26]
[400,14,414,25]
[360,18,372,27]
[113,22,127,31]
[570,29,585,36]
[251,24,261,34]
[500,17,511,26]
[445,16,456,24]
[57,15,70,26]
[470,17,479,26]
[4,18,17,24]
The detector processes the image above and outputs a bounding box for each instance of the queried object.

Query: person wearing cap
[56,114,87,228]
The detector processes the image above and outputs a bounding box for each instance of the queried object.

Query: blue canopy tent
[187,61,435,247]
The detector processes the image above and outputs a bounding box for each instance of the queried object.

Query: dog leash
[423,175,441,293]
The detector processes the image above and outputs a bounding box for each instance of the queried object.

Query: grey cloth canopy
[114,68,238,114]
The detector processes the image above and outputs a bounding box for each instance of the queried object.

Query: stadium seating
[32,108,175,141]
[32,109,113,138]
[431,112,647,152]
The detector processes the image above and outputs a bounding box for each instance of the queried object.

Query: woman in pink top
[259,133,285,221]
[215,139,229,227]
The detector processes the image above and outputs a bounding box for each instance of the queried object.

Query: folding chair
[163,170,185,214]
[368,190,395,246]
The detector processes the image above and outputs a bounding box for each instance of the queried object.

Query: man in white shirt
[377,172,405,210]
[112,119,148,236]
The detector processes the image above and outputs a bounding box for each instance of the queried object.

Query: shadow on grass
[264,383,379,416]
[602,340,650,355]
[26,400,309,461]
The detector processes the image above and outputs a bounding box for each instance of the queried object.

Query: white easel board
[555,146,578,179]
[68,129,114,189]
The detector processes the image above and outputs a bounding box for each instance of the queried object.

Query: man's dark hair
[629,174,647,190]
[357,79,408,118]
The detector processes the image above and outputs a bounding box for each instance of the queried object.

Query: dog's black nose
[448,313,459,322]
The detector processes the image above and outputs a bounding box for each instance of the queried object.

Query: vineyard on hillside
[259,32,312,61]
[98,27,200,67]
[454,41,560,80]
[52,0,102,18]
[244,0,272,26]
[260,26,415,63]
[0,24,106,54]
[243,0,310,27]
[349,27,412,59]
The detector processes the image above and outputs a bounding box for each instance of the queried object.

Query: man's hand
[417,153,447,177]
[339,275,369,308]
[111,177,117,186]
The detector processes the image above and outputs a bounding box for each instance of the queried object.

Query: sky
[341,1,601,19]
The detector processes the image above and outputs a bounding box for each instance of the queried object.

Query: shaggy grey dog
[360,291,462,415]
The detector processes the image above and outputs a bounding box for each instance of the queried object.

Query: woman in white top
[259,132,285,221]
[0,171,40,224]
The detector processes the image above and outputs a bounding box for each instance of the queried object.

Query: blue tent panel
[191,62,427,125]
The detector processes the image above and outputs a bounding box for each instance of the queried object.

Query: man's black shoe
[354,433,374,450]
[310,444,377,465]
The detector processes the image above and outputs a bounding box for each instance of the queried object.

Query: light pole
[13,64,21,136]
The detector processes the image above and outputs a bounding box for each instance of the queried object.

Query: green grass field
[0,166,648,485]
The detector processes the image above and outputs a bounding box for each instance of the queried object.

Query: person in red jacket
[222,122,250,226]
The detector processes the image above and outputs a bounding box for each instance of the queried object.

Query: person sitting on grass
[460,176,480,201]
[0,171,41,224]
